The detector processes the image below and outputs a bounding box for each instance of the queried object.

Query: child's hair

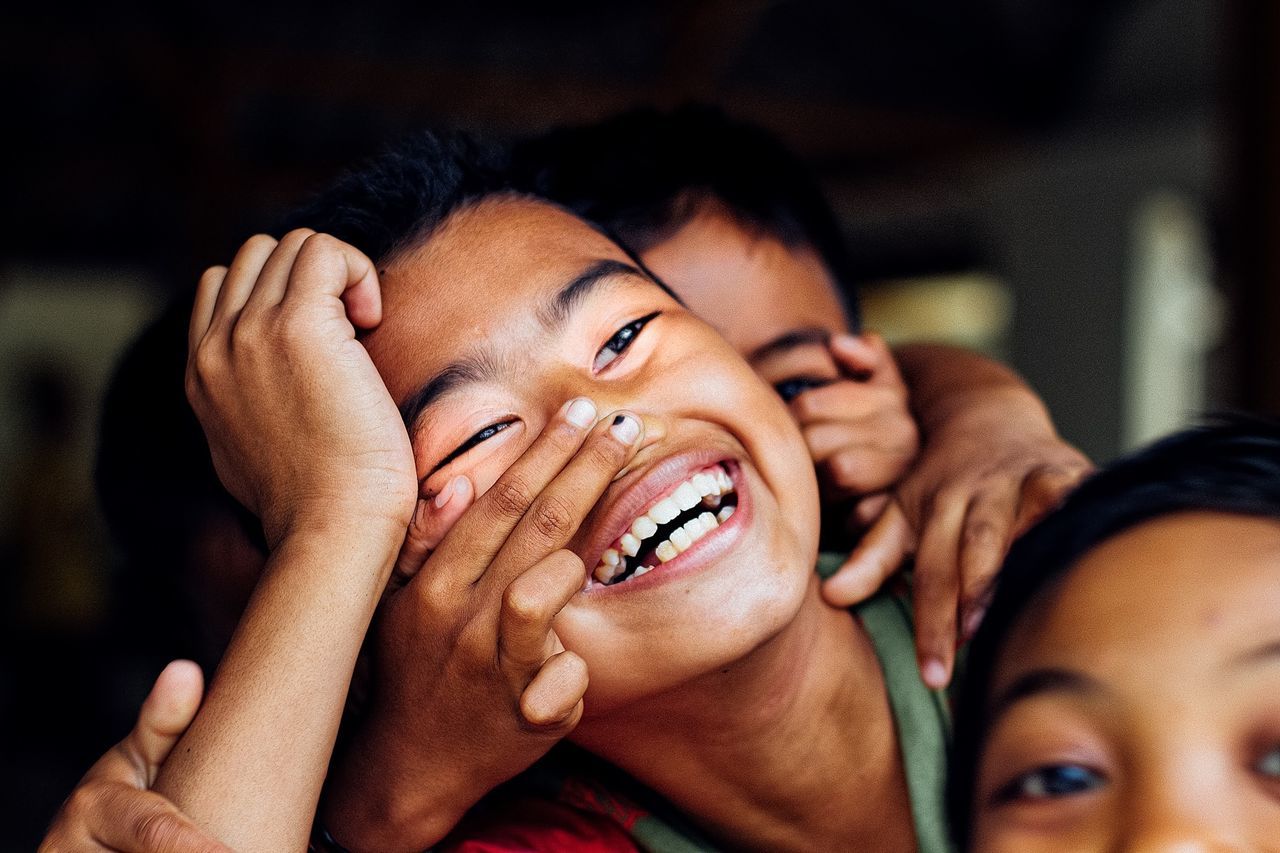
[946,414,1280,846]
[283,129,513,267]
[512,104,861,329]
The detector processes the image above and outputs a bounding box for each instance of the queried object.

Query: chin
[561,528,815,715]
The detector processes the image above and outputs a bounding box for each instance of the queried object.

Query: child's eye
[774,376,835,403]
[993,764,1105,804]
[1254,745,1280,778]
[432,418,517,475]
[593,312,660,372]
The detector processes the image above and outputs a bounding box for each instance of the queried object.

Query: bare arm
[152,230,418,850]
[824,341,1091,688]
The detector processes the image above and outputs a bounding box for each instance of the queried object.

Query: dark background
[3,1,1276,846]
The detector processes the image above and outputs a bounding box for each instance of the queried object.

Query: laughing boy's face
[363,196,821,710]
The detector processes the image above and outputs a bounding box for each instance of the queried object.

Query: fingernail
[610,413,641,445]
[831,333,862,350]
[921,657,948,690]
[433,475,464,508]
[565,397,597,429]
[962,607,986,640]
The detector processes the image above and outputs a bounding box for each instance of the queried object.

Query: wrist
[323,722,474,852]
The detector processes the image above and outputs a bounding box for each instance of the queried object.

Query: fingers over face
[498,549,585,675]
[426,398,602,587]
[391,475,475,590]
[497,412,643,577]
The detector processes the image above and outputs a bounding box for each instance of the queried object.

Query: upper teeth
[592,465,736,585]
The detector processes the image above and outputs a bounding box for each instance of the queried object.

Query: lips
[577,452,743,591]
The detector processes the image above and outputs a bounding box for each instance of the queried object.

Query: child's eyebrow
[1226,637,1280,672]
[398,258,651,435]
[748,327,832,363]
[987,667,1104,726]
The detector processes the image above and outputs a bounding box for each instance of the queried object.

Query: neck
[571,577,916,851]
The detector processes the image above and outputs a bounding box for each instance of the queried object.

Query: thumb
[822,501,915,607]
[126,661,204,785]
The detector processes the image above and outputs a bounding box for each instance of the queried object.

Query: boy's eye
[774,376,835,403]
[433,418,516,475]
[593,312,660,372]
[993,764,1105,804]
[1254,746,1280,778]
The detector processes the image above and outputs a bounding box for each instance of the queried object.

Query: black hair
[96,129,513,669]
[947,415,1280,846]
[512,104,861,329]
[283,129,512,265]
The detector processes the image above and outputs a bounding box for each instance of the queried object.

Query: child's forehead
[368,198,662,401]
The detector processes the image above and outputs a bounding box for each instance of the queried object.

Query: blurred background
[3,0,1276,845]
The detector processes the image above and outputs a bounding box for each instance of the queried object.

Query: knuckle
[198,265,226,289]
[243,233,278,255]
[963,517,1001,550]
[487,474,534,521]
[503,581,544,626]
[134,805,182,852]
[583,434,626,470]
[529,493,575,542]
[64,783,98,817]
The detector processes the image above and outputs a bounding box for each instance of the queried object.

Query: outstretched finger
[912,493,968,690]
[822,501,914,607]
[429,397,600,587]
[956,485,1018,639]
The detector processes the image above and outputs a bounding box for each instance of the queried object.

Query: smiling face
[973,511,1280,850]
[363,196,820,712]
[638,203,852,403]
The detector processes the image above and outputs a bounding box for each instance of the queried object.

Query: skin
[360,197,916,850]
[639,202,1091,685]
[973,512,1280,850]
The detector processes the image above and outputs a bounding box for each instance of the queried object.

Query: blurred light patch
[860,271,1013,358]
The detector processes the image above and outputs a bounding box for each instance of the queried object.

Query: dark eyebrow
[987,668,1104,727]
[747,327,832,363]
[535,259,648,329]
[1228,638,1280,671]
[398,258,652,474]
[398,356,495,435]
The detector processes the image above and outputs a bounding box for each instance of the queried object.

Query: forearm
[322,721,478,853]
[154,521,400,851]
[893,343,1056,439]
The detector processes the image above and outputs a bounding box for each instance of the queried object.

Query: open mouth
[589,461,739,588]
